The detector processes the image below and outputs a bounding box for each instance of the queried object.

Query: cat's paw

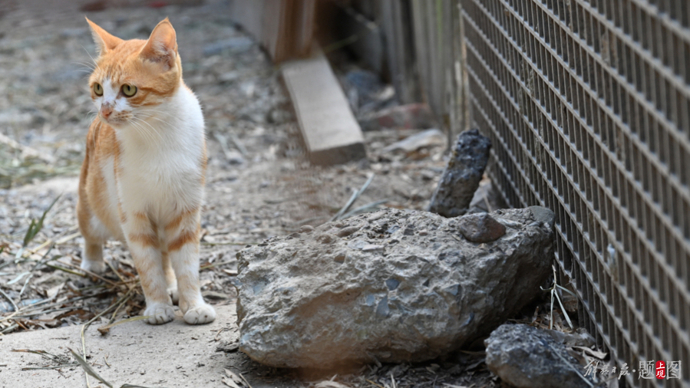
[168,288,179,305]
[143,303,176,325]
[80,259,106,274]
[183,303,216,325]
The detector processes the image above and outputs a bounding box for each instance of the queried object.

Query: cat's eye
[93,83,103,96]
[121,84,137,97]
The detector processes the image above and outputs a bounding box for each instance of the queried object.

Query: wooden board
[281,54,366,166]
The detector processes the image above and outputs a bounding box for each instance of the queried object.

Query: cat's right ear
[85,17,123,55]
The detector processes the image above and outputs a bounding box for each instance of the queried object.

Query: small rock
[299,225,314,233]
[337,226,359,237]
[224,150,245,165]
[360,103,437,131]
[382,129,446,154]
[456,213,506,243]
[317,234,336,244]
[485,324,596,388]
[362,244,384,252]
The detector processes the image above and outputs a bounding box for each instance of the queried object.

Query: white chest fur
[111,85,205,225]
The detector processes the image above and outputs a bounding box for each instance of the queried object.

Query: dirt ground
[0,1,502,387]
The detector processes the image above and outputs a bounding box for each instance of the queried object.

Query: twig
[366,380,385,388]
[56,232,81,245]
[79,287,136,388]
[98,315,148,335]
[106,260,131,291]
[200,260,237,271]
[292,216,329,227]
[55,260,117,286]
[0,289,18,313]
[542,265,574,330]
[228,133,248,157]
[331,174,375,221]
[339,199,388,220]
[239,373,253,388]
[0,133,54,163]
[68,348,113,388]
[18,245,56,300]
[544,339,595,388]
[45,263,86,277]
[0,323,18,334]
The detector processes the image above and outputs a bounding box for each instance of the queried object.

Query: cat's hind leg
[77,199,108,274]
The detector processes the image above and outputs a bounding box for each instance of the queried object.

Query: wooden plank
[281,54,366,166]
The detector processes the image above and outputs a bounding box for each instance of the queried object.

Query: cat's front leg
[125,211,175,325]
[165,208,216,325]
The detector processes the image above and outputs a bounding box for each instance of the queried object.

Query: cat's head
[86,18,182,127]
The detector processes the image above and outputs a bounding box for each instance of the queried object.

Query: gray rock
[235,207,555,368]
[428,129,491,218]
[485,324,596,388]
[457,213,506,243]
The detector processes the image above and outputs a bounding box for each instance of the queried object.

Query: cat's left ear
[139,18,178,70]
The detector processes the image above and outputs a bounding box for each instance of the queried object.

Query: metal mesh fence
[459,0,690,386]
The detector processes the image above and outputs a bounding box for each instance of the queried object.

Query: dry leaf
[222,377,242,388]
[224,369,244,387]
[45,283,64,299]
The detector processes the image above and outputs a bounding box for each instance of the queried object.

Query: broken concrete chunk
[235,207,555,369]
[456,213,506,243]
[485,324,596,388]
[428,129,492,218]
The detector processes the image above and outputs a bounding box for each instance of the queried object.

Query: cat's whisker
[71,60,96,71]
[146,115,179,129]
[130,121,157,145]
[80,45,101,71]
[130,116,163,143]
[128,118,155,143]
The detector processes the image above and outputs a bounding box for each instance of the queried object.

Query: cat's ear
[139,18,178,69]
[85,17,123,55]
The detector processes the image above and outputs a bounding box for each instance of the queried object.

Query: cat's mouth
[99,113,129,126]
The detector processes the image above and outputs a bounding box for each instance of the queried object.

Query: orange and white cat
[76,18,215,325]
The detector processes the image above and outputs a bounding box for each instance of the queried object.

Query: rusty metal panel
[460,0,690,386]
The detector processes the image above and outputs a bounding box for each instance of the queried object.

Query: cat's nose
[100,103,114,119]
